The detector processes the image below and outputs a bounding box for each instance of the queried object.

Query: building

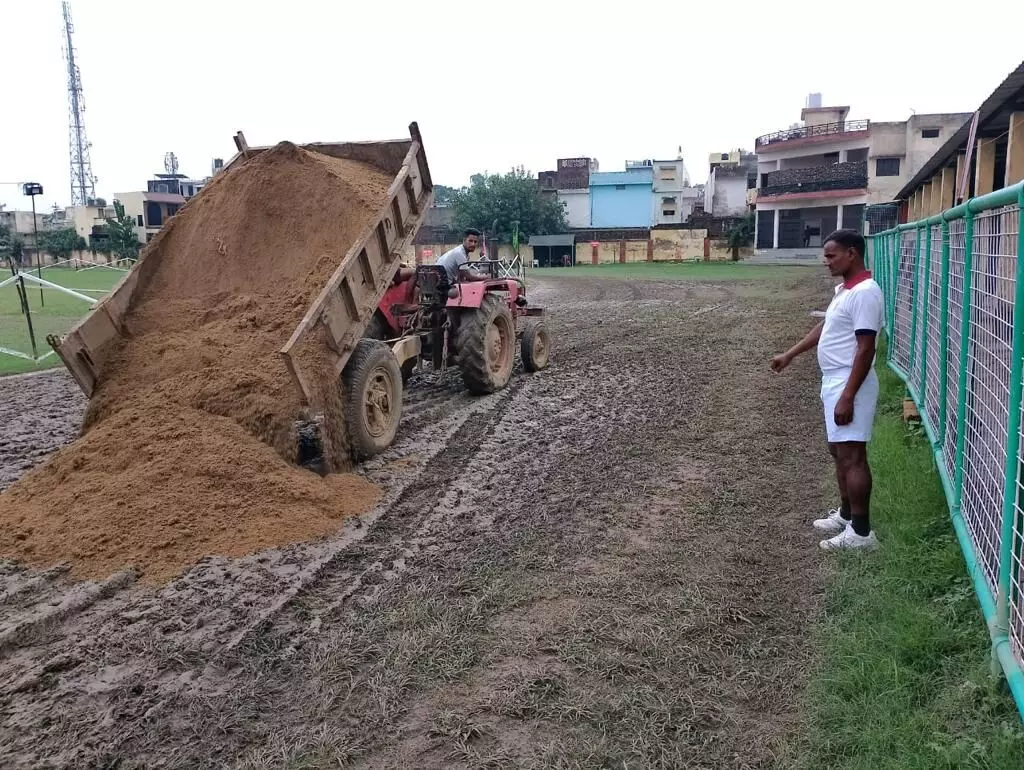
[704,152,757,218]
[551,158,597,229]
[753,95,971,250]
[895,61,1024,221]
[590,168,653,228]
[650,157,698,225]
[113,190,186,244]
[0,209,49,256]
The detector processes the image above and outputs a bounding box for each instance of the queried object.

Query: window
[875,157,901,176]
[615,184,626,190]
[659,165,676,181]
[662,210,676,217]
[824,152,839,163]
[921,128,940,138]
[720,153,730,161]
[662,196,676,204]
[136,214,144,226]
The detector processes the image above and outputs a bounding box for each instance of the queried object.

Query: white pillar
[772,209,780,249]
[835,204,844,233]
[754,209,759,247]
[776,159,782,170]
[839,149,848,163]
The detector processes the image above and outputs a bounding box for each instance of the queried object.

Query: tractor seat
[416,265,451,307]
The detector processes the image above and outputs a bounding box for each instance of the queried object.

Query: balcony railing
[759,160,868,197]
[755,119,870,149]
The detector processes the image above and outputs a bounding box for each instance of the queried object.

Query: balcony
[755,119,869,150]
[758,161,868,199]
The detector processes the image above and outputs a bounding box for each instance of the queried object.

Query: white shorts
[820,369,879,444]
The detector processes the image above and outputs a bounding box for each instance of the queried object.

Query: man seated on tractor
[436,228,492,286]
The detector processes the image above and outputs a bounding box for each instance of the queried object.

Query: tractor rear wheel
[342,338,403,461]
[521,319,551,372]
[455,293,515,394]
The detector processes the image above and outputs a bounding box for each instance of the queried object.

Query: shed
[529,234,576,267]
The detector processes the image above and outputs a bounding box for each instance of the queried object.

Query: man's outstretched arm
[771,320,824,373]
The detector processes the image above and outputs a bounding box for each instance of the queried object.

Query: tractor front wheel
[342,338,403,461]
[455,293,515,394]
[521,319,551,372]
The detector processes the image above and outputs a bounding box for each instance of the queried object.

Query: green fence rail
[866,181,1024,717]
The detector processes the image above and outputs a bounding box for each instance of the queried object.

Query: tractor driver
[436,228,491,285]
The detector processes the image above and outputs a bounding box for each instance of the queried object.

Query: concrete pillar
[618,240,626,264]
[836,204,844,232]
[975,138,996,196]
[940,166,956,213]
[839,149,848,163]
[772,209,780,249]
[646,239,653,262]
[1006,112,1024,187]
[754,211,759,248]
[776,159,782,170]
[954,152,968,203]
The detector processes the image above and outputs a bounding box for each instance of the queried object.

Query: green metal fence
[866,180,1024,717]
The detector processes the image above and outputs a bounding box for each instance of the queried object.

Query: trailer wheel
[455,293,515,394]
[521,319,551,372]
[342,339,403,461]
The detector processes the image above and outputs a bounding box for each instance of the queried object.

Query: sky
[0,0,1021,213]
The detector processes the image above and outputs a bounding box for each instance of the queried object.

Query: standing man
[771,229,884,551]
[436,228,490,284]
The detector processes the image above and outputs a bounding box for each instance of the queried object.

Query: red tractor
[337,261,550,460]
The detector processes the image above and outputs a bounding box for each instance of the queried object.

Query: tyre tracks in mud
[1,272,835,769]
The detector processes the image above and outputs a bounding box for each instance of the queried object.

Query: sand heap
[0,143,393,583]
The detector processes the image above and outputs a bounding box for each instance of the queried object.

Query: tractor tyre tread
[342,338,403,462]
[455,293,515,395]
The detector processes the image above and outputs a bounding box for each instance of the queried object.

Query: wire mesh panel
[944,217,967,481]
[923,225,945,432]
[891,230,917,373]
[910,228,930,391]
[960,206,1018,597]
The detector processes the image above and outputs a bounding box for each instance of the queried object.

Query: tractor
[338,260,550,460]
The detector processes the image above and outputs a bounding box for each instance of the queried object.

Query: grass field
[0,266,123,376]
[539,261,817,281]
[794,341,1024,769]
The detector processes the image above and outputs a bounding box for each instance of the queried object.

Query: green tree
[105,200,141,261]
[0,223,25,266]
[452,168,567,243]
[433,184,457,206]
[38,227,88,263]
[726,212,755,261]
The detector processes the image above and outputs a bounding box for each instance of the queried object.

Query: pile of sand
[0,142,393,582]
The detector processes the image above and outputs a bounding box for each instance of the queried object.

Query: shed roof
[528,234,576,247]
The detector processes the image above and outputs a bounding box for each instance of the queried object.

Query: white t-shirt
[817,274,884,377]
[436,245,469,282]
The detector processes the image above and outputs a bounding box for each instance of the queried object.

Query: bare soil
[0,270,835,769]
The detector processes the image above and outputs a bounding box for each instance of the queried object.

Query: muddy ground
[0,271,835,769]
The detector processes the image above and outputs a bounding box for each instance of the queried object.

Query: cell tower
[62,1,97,206]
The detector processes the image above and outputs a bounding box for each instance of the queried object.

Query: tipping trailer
[49,123,435,466]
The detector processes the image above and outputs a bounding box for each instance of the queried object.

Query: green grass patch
[537,261,815,281]
[0,266,122,376]
[795,340,1024,769]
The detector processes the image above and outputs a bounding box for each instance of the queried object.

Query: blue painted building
[589,169,653,228]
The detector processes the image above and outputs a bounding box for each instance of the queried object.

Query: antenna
[62,2,97,206]
[164,152,179,176]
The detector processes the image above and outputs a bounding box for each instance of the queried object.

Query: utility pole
[23,182,44,307]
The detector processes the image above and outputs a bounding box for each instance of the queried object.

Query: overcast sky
[1,0,1020,212]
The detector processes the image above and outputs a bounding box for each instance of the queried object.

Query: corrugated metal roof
[896,61,1024,200]
[528,234,576,247]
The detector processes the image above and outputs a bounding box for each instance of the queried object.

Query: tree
[0,223,25,266]
[105,200,141,261]
[726,213,755,261]
[433,184,457,206]
[452,168,567,243]
[38,227,88,263]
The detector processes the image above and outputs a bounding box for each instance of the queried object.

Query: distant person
[803,225,812,248]
[770,229,883,551]
[436,228,489,284]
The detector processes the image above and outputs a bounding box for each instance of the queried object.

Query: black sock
[851,515,871,536]
[840,499,852,520]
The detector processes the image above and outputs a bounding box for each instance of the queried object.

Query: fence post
[919,224,933,401]
[908,227,923,385]
[937,220,951,447]
[952,213,974,512]
[888,232,898,360]
[996,192,1024,674]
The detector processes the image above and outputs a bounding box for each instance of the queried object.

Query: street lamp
[22,182,44,307]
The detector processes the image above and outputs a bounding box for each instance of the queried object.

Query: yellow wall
[651,229,706,260]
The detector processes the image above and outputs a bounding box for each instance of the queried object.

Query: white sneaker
[820,527,880,552]
[813,508,848,534]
